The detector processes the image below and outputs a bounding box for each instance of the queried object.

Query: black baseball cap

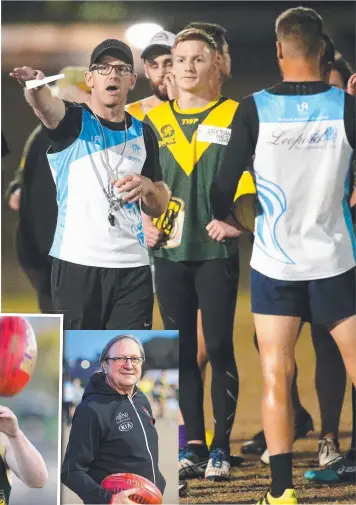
[90,39,134,68]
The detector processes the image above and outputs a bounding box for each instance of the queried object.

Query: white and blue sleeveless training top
[47,108,149,268]
[251,86,355,280]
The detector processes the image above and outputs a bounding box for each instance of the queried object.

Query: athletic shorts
[251,267,356,328]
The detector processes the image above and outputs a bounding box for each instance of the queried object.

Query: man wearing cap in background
[126,30,178,121]
[6,67,90,313]
[10,39,170,329]
[126,31,178,293]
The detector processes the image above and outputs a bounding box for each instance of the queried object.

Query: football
[101,472,163,504]
[232,171,257,233]
[0,316,37,396]
[231,193,257,233]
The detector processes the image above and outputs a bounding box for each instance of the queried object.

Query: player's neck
[177,89,217,110]
[282,59,322,82]
[210,75,223,96]
[88,97,126,122]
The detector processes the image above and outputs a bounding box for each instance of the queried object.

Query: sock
[187,442,209,459]
[179,425,188,448]
[270,453,293,498]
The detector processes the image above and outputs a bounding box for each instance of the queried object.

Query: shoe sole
[206,475,230,482]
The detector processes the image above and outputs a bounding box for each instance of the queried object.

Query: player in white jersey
[10,39,170,330]
[243,35,355,472]
[211,7,356,504]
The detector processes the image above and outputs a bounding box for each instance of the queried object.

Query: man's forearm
[8,431,48,487]
[24,86,65,128]
[142,181,171,218]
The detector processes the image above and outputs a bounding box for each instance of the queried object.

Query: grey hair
[99,335,145,365]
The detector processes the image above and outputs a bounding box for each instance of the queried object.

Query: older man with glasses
[10,39,170,330]
[61,334,166,505]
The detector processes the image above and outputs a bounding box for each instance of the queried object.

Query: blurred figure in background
[303,49,356,485]
[0,405,48,505]
[62,376,74,427]
[151,371,168,419]
[126,30,178,310]
[6,67,90,313]
[69,378,84,421]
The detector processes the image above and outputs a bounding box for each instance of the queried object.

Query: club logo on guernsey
[129,143,143,162]
[159,124,176,147]
[268,126,337,150]
[132,144,141,154]
[90,135,101,144]
[297,101,308,112]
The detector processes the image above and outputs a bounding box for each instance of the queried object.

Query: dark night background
[2,1,355,300]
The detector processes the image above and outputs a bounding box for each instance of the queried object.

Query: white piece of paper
[25,73,65,90]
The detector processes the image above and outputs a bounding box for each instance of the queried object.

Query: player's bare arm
[142,212,163,248]
[0,406,48,488]
[9,66,65,128]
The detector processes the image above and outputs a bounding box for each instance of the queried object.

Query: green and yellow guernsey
[145,96,239,262]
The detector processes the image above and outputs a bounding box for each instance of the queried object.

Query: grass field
[2,287,354,504]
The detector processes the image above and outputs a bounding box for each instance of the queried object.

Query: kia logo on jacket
[119,422,133,431]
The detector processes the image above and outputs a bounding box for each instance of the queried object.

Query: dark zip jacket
[61,373,165,504]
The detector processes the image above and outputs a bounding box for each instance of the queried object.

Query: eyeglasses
[90,64,132,77]
[106,356,144,366]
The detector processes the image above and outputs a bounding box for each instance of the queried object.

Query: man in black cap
[10,39,170,330]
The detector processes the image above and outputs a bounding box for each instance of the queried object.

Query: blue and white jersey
[251,87,355,280]
[47,109,149,268]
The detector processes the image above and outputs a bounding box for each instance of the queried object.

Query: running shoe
[205,448,230,481]
[256,489,298,504]
[179,447,208,479]
[318,437,341,467]
[305,456,356,483]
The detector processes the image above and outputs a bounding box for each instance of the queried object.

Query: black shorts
[251,267,356,328]
[51,258,154,330]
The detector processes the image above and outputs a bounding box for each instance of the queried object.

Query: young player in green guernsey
[145,28,241,481]
[146,93,238,261]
